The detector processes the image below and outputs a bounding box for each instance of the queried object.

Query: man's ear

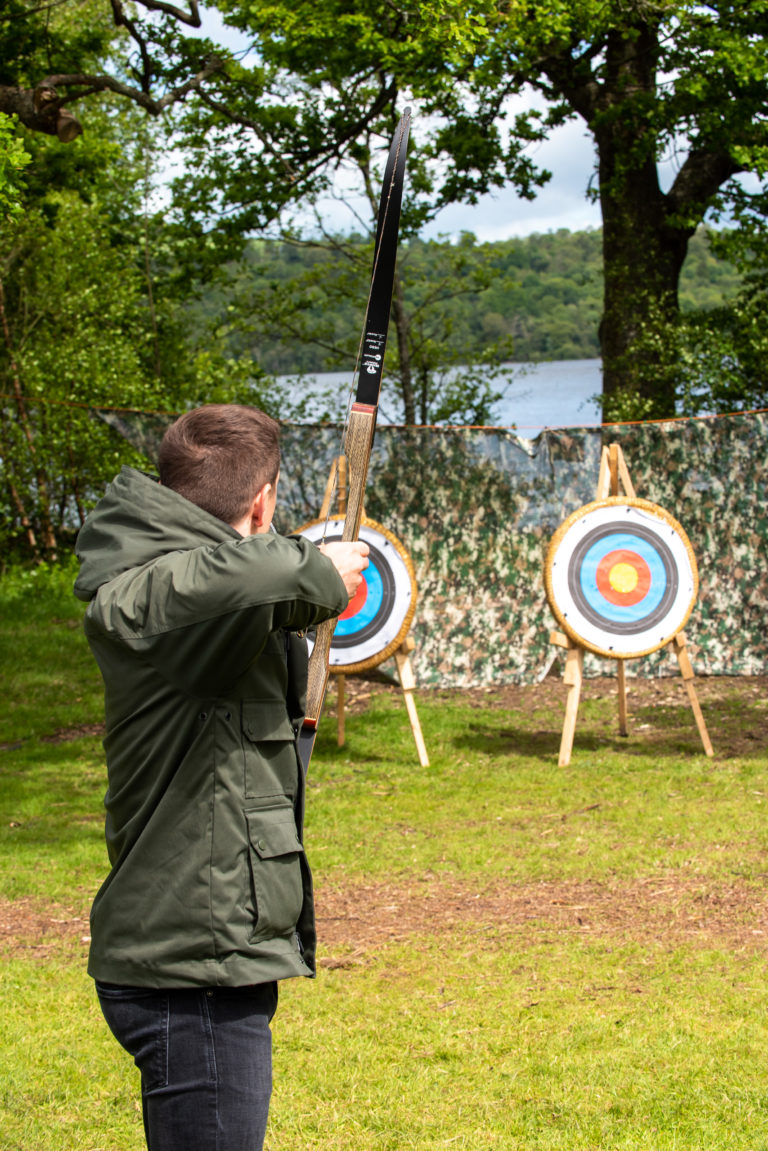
[249,482,273,531]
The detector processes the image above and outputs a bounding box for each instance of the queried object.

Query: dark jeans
[96,981,278,1151]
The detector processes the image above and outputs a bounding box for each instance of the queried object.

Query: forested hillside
[214,227,739,376]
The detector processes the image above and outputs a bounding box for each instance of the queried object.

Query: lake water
[280,358,602,439]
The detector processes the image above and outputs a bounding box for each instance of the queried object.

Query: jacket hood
[74,466,238,601]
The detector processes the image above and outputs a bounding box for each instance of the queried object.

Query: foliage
[610,213,768,421]
[674,194,768,416]
[0,113,30,220]
[0,70,280,564]
[1,2,532,505]
[163,15,550,427]
[0,0,227,144]
[0,175,280,563]
[166,0,544,243]
[210,230,519,424]
[6,1,768,424]
[168,1,768,419]
[489,0,768,417]
[676,294,768,417]
[0,192,155,561]
[6,0,768,427]
[388,233,515,424]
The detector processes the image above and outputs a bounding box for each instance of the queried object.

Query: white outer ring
[549,502,697,656]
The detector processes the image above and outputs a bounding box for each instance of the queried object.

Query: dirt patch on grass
[3,874,767,967]
[0,722,105,752]
[0,898,91,960]
[314,874,768,968]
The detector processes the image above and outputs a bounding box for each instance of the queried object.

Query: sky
[409,118,601,242]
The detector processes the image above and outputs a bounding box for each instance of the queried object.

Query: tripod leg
[559,643,584,766]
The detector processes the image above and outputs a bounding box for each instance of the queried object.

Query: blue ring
[579,531,667,624]
[335,560,384,637]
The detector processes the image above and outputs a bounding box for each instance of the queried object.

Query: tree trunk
[589,26,692,419]
[541,21,738,421]
[597,132,693,420]
[0,409,40,560]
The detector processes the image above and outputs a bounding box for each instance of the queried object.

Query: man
[74,404,368,1150]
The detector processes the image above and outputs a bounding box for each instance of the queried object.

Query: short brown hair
[158,404,280,526]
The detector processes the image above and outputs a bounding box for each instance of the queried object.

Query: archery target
[545,497,699,659]
[295,515,418,673]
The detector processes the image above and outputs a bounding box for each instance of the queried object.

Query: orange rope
[367,405,768,432]
[1,391,767,432]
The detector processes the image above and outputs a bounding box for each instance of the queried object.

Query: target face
[545,497,698,659]
[295,516,417,673]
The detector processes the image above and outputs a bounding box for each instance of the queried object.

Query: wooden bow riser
[303,401,376,731]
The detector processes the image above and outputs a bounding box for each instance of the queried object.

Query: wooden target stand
[547,443,714,766]
[312,456,429,767]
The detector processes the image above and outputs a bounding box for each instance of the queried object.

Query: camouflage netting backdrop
[101,410,768,688]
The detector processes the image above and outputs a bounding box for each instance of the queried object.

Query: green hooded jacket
[74,466,347,988]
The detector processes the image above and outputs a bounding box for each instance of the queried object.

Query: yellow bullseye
[608,562,639,594]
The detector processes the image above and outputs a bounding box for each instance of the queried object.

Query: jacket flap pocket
[242,701,295,743]
[246,808,302,860]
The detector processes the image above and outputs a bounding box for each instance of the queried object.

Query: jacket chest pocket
[245,805,304,944]
[242,700,299,799]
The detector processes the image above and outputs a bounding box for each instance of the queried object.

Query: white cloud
[424,116,601,241]
[187,7,253,53]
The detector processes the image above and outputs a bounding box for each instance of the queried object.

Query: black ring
[566,519,679,636]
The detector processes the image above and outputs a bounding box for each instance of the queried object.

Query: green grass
[268,939,768,1150]
[305,691,768,887]
[0,559,104,745]
[2,563,768,1149]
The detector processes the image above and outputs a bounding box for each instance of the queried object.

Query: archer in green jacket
[74,404,369,1151]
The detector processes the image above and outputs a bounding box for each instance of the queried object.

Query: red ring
[595,549,651,607]
[339,577,369,620]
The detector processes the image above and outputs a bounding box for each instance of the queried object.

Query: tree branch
[667,146,743,217]
[0,83,82,141]
[0,54,225,143]
[133,0,202,26]
[44,60,225,112]
[109,0,156,94]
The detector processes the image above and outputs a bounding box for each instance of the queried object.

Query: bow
[297,108,411,774]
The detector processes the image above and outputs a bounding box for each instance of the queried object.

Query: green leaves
[0,115,30,221]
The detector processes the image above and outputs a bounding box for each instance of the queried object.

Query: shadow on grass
[452,704,765,762]
[454,725,561,759]
[422,675,767,763]
[309,740,390,768]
